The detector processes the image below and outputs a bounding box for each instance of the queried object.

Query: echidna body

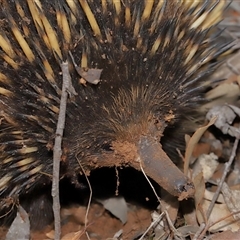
[0,0,230,225]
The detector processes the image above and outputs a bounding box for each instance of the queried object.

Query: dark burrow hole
[2,167,161,230]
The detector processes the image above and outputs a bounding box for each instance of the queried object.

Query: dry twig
[206,137,239,219]
[76,157,93,231]
[52,61,76,240]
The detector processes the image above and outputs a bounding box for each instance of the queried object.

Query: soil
[30,203,152,240]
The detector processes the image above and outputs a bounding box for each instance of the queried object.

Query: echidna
[0,0,231,228]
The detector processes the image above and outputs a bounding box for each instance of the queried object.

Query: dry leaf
[221,182,240,220]
[177,225,199,237]
[97,197,128,224]
[182,201,198,229]
[193,172,206,224]
[192,153,219,181]
[209,229,240,240]
[206,105,240,137]
[184,117,217,175]
[46,230,55,239]
[160,189,179,224]
[61,230,83,240]
[151,211,166,239]
[206,82,240,100]
[199,199,240,232]
[5,206,30,240]
[204,189,224,203]
[193,172,205,208]
[112,229,123,238]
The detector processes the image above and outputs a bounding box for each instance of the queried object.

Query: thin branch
[197,210,240,240]
[165,210,184,240]
[138,157,161,204]
[76,157,93,230]
[206,137,239,219]
[52,61,74,240]
[138,212,165,240]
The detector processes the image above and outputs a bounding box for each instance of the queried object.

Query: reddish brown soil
[28,203,152,240]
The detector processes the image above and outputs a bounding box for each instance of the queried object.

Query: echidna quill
[0,0,231,228]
